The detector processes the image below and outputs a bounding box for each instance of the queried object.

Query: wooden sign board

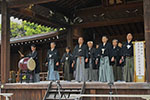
[133,41,146,82]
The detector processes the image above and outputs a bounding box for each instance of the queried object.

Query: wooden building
[0,0,150,100]
[4,31,66,73]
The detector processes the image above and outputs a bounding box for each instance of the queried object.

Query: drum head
[27,58,36,71]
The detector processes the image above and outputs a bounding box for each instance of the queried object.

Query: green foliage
[22,21,55,36]
[10,21,24,37]
[0,21,56,38]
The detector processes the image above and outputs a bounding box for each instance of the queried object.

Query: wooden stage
[1,81,150,100]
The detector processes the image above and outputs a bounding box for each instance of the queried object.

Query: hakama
[75,57,85,81]
[48,59,60,81]
[99,56,114,82]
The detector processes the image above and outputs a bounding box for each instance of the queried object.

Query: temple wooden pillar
[144,0,150,82]
[67,28,74,51]
[67,27,83,51]
[39,48,43,72]
[72,27,83,38]
[1,0,10,84]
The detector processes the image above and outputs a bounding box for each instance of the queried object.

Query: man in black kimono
[111,39,122,81]
[96,36,114,82]
[85,41,97,81]
[121,33,134,82]
[61,47,73,81]
[72,37,88,82]
[45,42,60,81]
[21,44,40,82]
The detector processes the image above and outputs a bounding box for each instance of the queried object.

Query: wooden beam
[67,0,81,10]
[42,5,72,19]
[73,16,143,28]
[76,1,143,16]
[10,9,61,27]
[143,0,150,82]
[8,0,57,8]
[1,0,10,84]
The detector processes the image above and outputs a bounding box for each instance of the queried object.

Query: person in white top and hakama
[72,37,88,82]
[45,42,60,81]
[96,36,114,82]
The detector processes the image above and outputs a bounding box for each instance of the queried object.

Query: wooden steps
[43,81,86,100]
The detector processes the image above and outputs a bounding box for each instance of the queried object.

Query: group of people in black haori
[24,33,134,83]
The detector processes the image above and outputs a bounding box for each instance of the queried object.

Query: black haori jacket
[122,40,133,57]
[27,51,40,73]
[120,40,133,66]
[61,52,73,73]
[110,46,122,66]
[85,47,97,69]
[46,48,60,71]
[72,44,89,69]
[96,42,112,66]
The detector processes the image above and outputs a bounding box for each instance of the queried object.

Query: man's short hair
[127,33,132,36]
[87,41,93,44]
[112,39,118,43]
[66,47,70,50]
[31,44,36,48]
[50,42,56,45]
[78,37,84,40]
[102,36,108,39]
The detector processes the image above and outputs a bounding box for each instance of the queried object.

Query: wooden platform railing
[40,71,64,81]
[71,94,150,100]
[0,93,13,100]
[40,72,47,81]
[7,70,64,83]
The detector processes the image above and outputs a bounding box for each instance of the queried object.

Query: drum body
[18,57,36,71]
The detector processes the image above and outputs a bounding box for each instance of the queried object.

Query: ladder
[43,81,86,100]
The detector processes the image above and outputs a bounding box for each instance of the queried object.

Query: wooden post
[72,27,83,38]
[67,28,74,51]
[1,0,10,84]
[67,27,83,51]
[38,48,43,72]
[143,0,150,82]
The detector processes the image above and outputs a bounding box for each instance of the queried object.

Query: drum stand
[20,70,34,83]
[20,70,23,83]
